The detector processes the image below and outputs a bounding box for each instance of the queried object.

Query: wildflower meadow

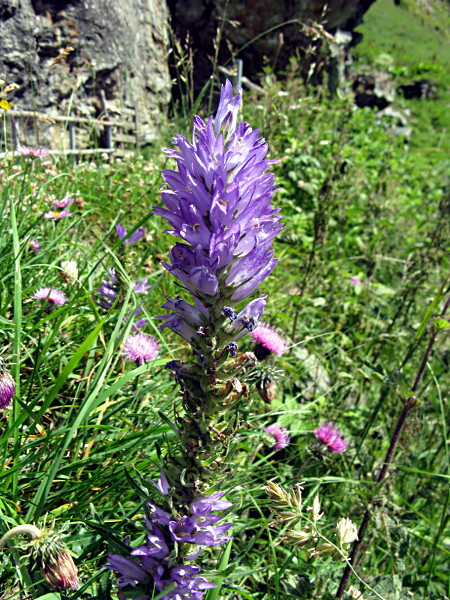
[0,71,448,600]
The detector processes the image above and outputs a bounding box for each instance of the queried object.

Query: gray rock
[352,71,396,109]
[0,0,171,147]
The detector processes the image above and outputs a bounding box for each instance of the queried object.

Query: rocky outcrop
[168,0,376,95]
[0,0,171,145]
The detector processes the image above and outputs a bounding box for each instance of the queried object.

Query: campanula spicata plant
[108,80,282,598]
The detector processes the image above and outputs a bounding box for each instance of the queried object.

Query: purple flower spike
[155,80,282,344]
[314,421,349,454]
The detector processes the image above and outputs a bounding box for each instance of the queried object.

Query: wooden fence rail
[1,103,140,161]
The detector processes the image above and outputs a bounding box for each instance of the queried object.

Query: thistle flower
[0,360,15,409]
[17,145,49,159]
[123,333,159,365]
[314,421,349,454]
[154,80,283,347]
[265,423,290,450]
[250,323,288,358]
[33,287,68,306]
[116,222,147,245]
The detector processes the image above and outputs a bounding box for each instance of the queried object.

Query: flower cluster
[107,474,232,599]
[43,196,74,221]
[264,481,358,561]
[155,80,283,353]
[314,422,349,454]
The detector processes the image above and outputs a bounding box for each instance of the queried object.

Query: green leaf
[416,276,449,339]
[434,317,450,330]
[205,538,233,600]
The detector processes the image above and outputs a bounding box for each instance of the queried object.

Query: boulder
[0,0,171,146]
[399,79,438,100]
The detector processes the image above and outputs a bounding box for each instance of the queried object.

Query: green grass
[354,0,450,153]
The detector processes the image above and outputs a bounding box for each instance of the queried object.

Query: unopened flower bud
[27,528,79,590]
[257,379,277,403]
[308,494,322,524]
[0,359,15,409]
[0,525,79,591]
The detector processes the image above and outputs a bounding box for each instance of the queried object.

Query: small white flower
[336,517,358,546]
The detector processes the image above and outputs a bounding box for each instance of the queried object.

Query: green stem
[9,194,22,496]
[0,524,42,548]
